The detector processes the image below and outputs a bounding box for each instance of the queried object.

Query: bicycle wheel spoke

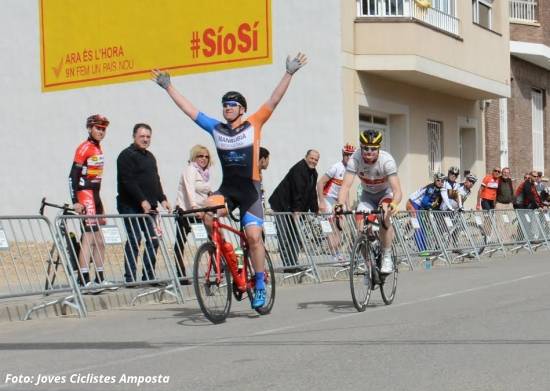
[350,236,371,312]
[193,242,232,324]
[380,256,398,305]
[252,250,276,315]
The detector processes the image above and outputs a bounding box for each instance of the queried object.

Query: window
[427,120,443,176]
[532,89,544,172]
[359,113,390,151]
[360,0,408,17]
[472,0,492,29]
[432,0,455,15]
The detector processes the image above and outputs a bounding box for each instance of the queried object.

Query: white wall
[0,1,343,218]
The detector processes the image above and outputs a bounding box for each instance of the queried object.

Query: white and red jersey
[322,161,346,199]
[347,150,397,194]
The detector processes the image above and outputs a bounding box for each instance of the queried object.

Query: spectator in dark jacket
[514,171,544,210]
[495,167,514,209]
[268,150,320,269]
[117,123,171,284]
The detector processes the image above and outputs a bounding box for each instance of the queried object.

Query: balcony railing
[509,0,538,23]
[357,0,460,36]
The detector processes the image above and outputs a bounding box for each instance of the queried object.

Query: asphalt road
[1,252,550,391]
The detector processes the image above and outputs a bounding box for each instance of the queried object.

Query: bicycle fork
[220,245,247,291]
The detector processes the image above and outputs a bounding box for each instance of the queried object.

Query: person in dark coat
[117,123,171,284]
[269,150,320,269]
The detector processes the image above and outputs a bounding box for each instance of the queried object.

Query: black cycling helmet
[359,129,383,147]
[221,91,247,112]
[448,166,460,176]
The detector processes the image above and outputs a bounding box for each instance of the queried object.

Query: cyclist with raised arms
[336,130,402,274]
[152,53,307,309]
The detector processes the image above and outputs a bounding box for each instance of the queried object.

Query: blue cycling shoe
[251,288,266,309]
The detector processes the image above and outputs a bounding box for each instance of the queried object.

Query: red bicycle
[178,204,275,324]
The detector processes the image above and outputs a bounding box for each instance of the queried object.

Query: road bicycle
[40,198,80,293]
[179,205,275,324]
[337,209,397,311]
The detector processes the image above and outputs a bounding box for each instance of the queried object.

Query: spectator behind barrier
[173,144,213,285]
[269,149,320,270]
[117,123,171,284]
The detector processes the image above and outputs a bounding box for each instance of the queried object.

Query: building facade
[342,0,510,206]
[486,0,549,183]
[1,1,510,214]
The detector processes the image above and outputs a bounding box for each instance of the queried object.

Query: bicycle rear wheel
[252,251,276,315]
[349,235,372,312]
[380,255,398,305]
[193,242,232,324]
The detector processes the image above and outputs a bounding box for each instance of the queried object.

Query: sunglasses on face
[493,170,501,174]
[196,154,209,159]
[361,146,379,152]
[222,101,241,108]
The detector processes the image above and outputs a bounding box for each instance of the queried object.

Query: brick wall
[486,57,550,185]
[484,98,501,172]
[510,0,550,43]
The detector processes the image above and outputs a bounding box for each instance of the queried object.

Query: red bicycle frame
[209,216,253,292]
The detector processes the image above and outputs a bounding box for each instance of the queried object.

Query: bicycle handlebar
[39,197,75,216]
[174,204,226,216]
[334,208,387,231]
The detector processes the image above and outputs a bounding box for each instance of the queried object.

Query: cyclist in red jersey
[68,114,115,290]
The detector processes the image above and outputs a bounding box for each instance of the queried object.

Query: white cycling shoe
[380,253,394,274]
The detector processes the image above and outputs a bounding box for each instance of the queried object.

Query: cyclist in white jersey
[336,130,402,273]
[440,173,477,211]
[440,166,460,211]
[317,143,356,212]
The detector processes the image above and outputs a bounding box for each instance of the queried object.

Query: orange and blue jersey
[195,105,272,182]
[194,104,272,227]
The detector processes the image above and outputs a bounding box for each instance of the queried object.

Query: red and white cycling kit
[68,138,104,230]
[322,161,346,210]
[346,149,397,211]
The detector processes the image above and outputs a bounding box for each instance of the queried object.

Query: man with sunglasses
[336,130,402,274]
[477,168,501,210]
[152,53,307,309]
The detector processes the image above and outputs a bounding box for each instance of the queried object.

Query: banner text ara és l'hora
[40,0,272,91]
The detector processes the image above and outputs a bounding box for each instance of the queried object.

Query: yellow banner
[40,0,272,92]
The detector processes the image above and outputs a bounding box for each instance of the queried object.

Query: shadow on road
[296,300,356,313]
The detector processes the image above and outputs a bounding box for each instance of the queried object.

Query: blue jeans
[117,203,159,283]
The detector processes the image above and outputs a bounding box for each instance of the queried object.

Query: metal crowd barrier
[55,214,184,306]
[0,216,86,320]
[391,210,451,268]
[2,207,549,321]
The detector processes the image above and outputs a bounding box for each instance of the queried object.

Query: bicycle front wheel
[380,255,398,305]
[193,242,232,324]
[349,235,372,312]
[253,251,276,315]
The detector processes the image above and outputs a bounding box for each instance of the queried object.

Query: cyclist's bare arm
[151,69,199,120]
[264,53,307,111]
[387,174,402,215]
[337,171,355,208]
[388,175,402,205]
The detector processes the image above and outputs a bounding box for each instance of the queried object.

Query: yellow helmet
[359,129,382,147]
